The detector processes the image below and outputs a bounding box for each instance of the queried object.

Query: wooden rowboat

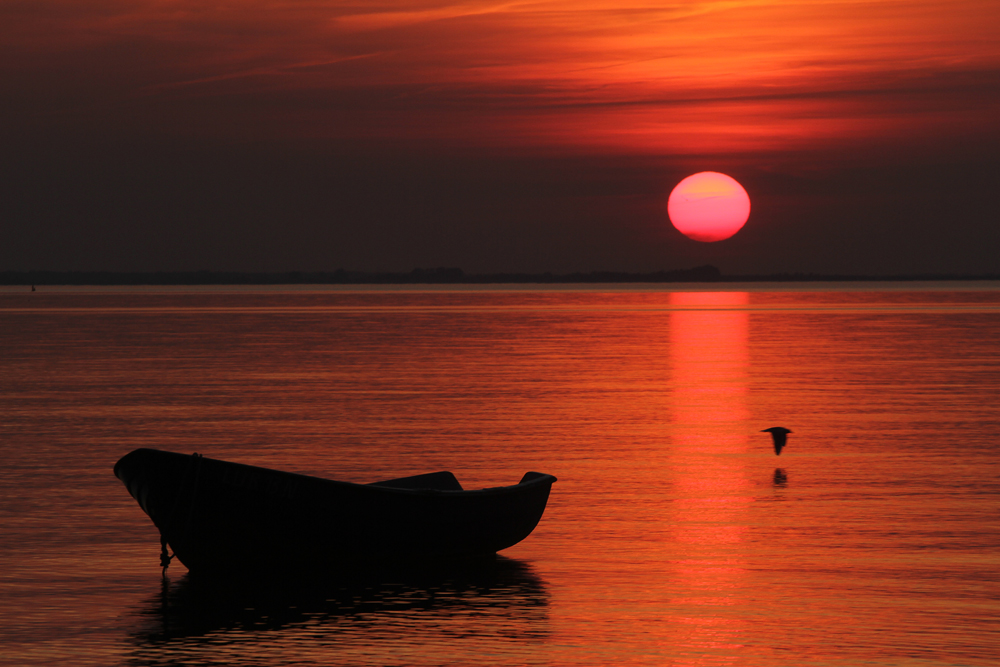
[114,448,556,574]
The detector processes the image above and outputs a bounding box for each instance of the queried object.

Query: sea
[1,284,998,667]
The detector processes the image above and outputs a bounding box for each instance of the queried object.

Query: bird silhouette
[761,427,792,455]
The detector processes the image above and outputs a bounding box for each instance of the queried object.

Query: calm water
[1,284,998,666]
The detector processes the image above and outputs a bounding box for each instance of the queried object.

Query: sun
[668,172,750,242]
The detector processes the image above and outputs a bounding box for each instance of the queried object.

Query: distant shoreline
[2,266,999,286]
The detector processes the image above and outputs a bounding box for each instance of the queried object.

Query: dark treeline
[2,266,999,286]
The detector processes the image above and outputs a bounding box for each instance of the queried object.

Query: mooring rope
[158,452,203,577]
[159,532,174,576]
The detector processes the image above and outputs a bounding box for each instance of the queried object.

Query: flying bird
[761,427,792,455]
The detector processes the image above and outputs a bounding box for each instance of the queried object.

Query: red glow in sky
[2,1,999,274]
[6,1,998,155]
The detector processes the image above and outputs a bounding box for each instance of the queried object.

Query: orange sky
[2,1,999,273]
[8,0,999,155]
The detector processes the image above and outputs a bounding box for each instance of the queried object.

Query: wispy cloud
[139,53,388,94]
[4,0,998,157]
[336,1,523,30]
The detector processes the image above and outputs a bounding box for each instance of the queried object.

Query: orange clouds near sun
[3,1,999,161]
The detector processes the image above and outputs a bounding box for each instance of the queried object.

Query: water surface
[1,285,998,666]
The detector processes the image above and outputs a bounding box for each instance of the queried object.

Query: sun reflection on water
[666,292,751,660]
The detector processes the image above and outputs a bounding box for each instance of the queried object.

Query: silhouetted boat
[114,448,556,574]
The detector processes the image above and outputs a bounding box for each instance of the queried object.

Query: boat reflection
[128,556,548,664]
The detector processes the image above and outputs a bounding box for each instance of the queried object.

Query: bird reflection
[761,426,792,455]
[773,468,788,488]
[129,556,549,655]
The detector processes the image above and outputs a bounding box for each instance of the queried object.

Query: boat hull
[114,448,555,573]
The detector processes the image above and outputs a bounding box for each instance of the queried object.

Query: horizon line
[3,267,1000,286]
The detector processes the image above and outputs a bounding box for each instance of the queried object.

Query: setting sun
[668,172,751,242]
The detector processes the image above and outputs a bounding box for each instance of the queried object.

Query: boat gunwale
[115,448,556,499]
